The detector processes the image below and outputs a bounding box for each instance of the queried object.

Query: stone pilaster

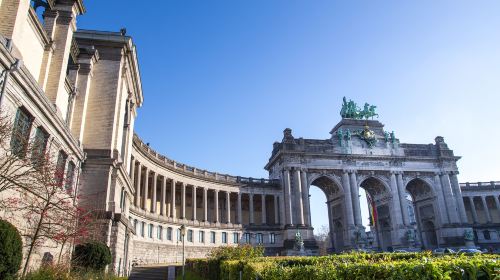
[283,168,293,225]
[261,194,266,225]
[160,176,166,216]
[274,195,279,225]
[171,179,176,218]
[396,173,410,226]
[214,190,219,223]
[481,196,492,223]
[350,171,362,226]
[294,169,304,226]
[181,182,186,219]
[237,192,242,224]
[226,191,231,224]
[300,169,310,226]
[450,172,468,223]
[203,188,208,222]
[249,193,254,225]
[434,173,450,224]
[192,186,197,221]
[134,162,141,207]
[440,173,460,223]
[342,170,355,228]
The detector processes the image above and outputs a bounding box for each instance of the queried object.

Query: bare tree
[314,225,330,256]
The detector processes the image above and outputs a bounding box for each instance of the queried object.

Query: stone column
[237,192,242,224]
[203,188,208,222]
[283,169,293,225]
[450,172,468,223]
[130,158,136,181]
[279,194,286,226]
[440,173,460,223]
[274,195,279,225]
[434,173,450,224]
[481,196,492,223]
[261,194,267,225]
[226,192,231,224]
[214,190,219,223]
[160,176,166,216]
[350,171,362,226]
[468,196,478,224]
[151,172,157,214]
[249,193,255,225]
[181,183,186,219]
[342,171,355,227]
[134,163,142,207]
[192,186,197,221]
[294,169,305,226]
[396,173,410,226]
[300,170,310,226]
[171,179,176,218]
[494,196,500,213]
[390,172,404,228]
[142,167,149,211]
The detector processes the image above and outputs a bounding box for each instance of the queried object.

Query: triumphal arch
[265,98,472,251]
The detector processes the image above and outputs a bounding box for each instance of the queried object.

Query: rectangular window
[148,224,153,238]
[141,222,145,237]
[65,161,75,190]
[270,233,276,244]
[31,126,49,167]
[210,231,216,244]
[167,227,172,241]
[134,220,138,235]
[233,232,239,244]
[222,232,227,244]
[11,107,33,157]
[177,228,181,241]
[157,226,163,240]
[55,150,67,187]
[257,233,263,244]
[244,233,251,244]
[199,231,205,243]
[187,229,193,242]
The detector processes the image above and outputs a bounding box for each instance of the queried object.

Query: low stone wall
[130,240,214,265]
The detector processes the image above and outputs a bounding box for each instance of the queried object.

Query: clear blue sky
[79,0,500,232]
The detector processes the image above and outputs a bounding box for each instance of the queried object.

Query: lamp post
[180,224,186,280]
[0,58,22,107]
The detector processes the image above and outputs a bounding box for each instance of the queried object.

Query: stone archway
[359,176,394,251]
[406,178,437,249]
[310,175,345,253]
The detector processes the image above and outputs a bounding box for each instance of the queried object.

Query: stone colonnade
[129,157,281,226]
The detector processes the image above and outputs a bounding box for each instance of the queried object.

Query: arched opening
[359,177,393,251]
[406,178,437,249]
[310,176,344,253]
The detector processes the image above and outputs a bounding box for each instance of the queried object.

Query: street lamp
[0,58,22,107]
[180,224,186,280]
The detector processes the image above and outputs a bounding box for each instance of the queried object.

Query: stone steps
[129,266,171,280]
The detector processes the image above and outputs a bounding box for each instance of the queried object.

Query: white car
[432,248,455,255]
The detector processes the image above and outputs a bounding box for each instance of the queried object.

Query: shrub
[0,219,23,280]
[71,241,112,271]
[186,245,265,280]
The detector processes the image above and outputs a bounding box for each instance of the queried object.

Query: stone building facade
[0,0,499,276]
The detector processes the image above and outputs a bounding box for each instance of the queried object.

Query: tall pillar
[468,197,478,224]
[261,194,267,225]
[171,179,176,218]
[274,195,279,225]
[434,173,450,224]
[450,172,468,223]
[440,173,460,223]
[151,172,157,214]
[160,176,166,216]
[130,158,136,181]
[279,194,286,227]
[342,171,355,227]
[249,193,255,225]
[181,183,186,219]
[494,196,500,213]
[192,186,197,221]
[203,188,208,222]
[134,163,142,207]
[237,192,242,224]
[481,196,492,223]
[350,171,362,226]
[214,190,219,223]
[300,170,310,226]
[396,173,410,226]
[294,169,305,226]
[283,169,293,225]
[226,192,231,224]
[142,168,149,211]
[390,172,404,228]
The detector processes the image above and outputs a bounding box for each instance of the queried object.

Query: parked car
[393,249,409,253]
[456,248,482,255]
[432,248,455,255]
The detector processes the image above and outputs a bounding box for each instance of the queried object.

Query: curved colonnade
[128,135,282,263]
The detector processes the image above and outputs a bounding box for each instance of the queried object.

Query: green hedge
[0,219,23,280]
[187,253,499,280]
[71,241,112,271]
